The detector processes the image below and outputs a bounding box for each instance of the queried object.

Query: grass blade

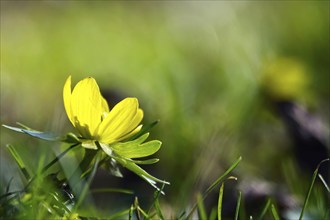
[129,205,134,220]
[318,174,330,193]
[23,143,79,191]
[209,208,217,220]
[234,191,242,220]
[299,158,329,220]
[271,203,280,220]
[148,183,166,220]
[185,157,242,219]
[153,196,164,220]
[6,144,30,180]
[206,157,242,195]
[197,193,207,220]
[134,197,142,220]
[258,198,271,220]
[217,183,225,220]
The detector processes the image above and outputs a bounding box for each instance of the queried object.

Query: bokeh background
[1,1,329,218]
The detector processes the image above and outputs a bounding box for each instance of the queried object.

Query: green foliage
[1,118,169,219]
[111,133,161,159]
[1,1,329,219]
[6,144,30,180]
[299,159,330,220]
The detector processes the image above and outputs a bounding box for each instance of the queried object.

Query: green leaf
[111,133,162,158]
[3,124,81,144]
[6,144,31,180]
[91,188,134,195]
[130,158,159,165]
[114,156,169,193]
[3,124,61,141]
[97,140,169,193]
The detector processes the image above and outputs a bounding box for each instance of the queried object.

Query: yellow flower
[63,76,143,149]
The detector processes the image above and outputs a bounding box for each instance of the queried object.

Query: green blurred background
[1,0,329,216]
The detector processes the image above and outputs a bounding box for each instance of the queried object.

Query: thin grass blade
[206,157,242,195]
[217,183,225,220]
[197,193,207,220]
[185,157,242,219]
[271,204,280,220]
[6,144,30,180]
[148,183,165,220]
[318,174,330,193]
[234,191,242,220]
[299,158,329,220]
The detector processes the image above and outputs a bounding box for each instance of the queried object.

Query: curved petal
[116,109,143,142]
[116,124,142,142]
[70,77,104,138]
[97,98,143,143]
[101,96,110,113]
[63,76,74,125]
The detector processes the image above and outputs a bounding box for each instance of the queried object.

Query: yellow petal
[116,109,143,141]
[97,98,143,143]
[101,96,109,113]
[117,124,143,142]
[63,76,74,125]
[70,77,104,138]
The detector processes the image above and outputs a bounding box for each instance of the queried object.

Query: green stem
[24,143,79,191]
[72,152,100,211]
[68,147,97,187]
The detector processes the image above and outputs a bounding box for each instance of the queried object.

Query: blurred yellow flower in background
[261,58,308,100]
[63,76,143,149]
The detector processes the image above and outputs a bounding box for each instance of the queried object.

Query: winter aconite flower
[63,76,143,149]
[3,75,168,192]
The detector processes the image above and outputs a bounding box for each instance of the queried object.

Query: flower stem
[68,146,98,189]
[24,143,80,191]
